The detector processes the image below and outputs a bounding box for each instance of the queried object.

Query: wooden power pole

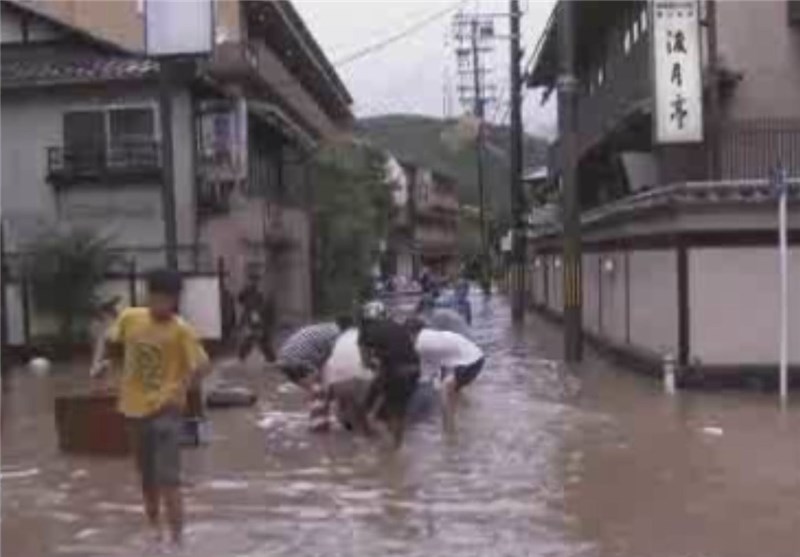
[558,0,583,361]
[509,0,525,321]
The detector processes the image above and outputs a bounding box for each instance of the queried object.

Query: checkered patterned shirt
[277,323,340,371]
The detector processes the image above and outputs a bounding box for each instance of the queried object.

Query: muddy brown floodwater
[3,295,800,557]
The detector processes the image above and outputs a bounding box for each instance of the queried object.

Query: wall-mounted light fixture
[534,257,542,269]
[554,257,562,269]
[602,257,616,275]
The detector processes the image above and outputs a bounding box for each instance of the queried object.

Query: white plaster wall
[689,246,800,365]
[599,251,628,344]
[628,249,679,355]
[582,254,600,333]
[1,85,196,254]
[548,255,563,313]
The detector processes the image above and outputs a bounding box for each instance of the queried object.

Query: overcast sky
[293,0,557,138]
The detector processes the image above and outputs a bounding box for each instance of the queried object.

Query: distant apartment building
[384,156,459,281]
[0,0,352,327]
[526,1,800,381]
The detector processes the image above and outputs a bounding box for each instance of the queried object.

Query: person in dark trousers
[237,275,276,363]
[358,316,421,448]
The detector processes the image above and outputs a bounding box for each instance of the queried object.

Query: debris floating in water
[0,467,40,480]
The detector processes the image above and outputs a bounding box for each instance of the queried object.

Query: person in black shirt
[237,275,276,363]
[358,317,421,448]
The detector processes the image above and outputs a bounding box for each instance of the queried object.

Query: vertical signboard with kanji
[652,0,703,143]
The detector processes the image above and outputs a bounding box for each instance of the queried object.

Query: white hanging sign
[145,0,213,57]
[652,0,704,143]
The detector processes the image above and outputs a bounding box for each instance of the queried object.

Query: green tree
[24,227,118,347]
[310,141,391,316]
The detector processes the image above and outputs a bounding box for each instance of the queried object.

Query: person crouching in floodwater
[357,303,421,448]
[275,316,352,431]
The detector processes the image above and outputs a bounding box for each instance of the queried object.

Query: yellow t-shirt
[108,307,209,418]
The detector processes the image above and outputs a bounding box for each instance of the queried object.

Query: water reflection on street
[3,295,800,556]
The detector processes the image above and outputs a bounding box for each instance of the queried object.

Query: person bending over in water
[275,316,352,431]
[358,313,421,448]
[406,318,485,431]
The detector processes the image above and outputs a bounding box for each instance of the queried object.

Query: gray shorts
[128,408,182,488]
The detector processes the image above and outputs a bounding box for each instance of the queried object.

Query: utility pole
[470,19,490,294]
[557,0,583,361]
[509,0,525,321]
[454,12,497,294]
[0,219,8,379]
[705,0,721,180]
[159,61,179,270]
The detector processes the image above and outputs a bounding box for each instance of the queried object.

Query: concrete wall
[1,84,196,257]
[599,252,628,345]
[532,248,679,357]
[717,0,800,120]
[689,246,800,365]
[628,250,678,355]
[199,201,312,326]
[4,274,221,344]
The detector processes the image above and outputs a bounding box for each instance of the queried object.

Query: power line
[334,2,464,68]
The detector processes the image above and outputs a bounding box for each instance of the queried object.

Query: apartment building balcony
[46,141,161,187]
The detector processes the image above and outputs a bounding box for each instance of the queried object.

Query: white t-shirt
[415,329,483,371]
[321,329,372,386]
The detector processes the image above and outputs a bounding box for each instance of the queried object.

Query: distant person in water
[415,296,472,339]
[453,277,472,324]
[237,274,276,363]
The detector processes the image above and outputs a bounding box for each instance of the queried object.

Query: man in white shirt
[406,319,485,429]
[318,328,373,433]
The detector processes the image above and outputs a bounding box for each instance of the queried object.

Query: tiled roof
[528,179,800,238]
[1,56,158,89]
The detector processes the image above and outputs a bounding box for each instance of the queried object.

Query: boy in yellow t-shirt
[95,268,209,550]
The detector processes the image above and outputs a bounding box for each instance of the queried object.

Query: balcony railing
[47,141,162,186]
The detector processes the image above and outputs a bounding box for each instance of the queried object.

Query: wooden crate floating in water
[54,393,130,456]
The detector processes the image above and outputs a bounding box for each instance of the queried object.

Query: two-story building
[526,0,800,384]
[384,157,460,282]
[1,0,352,329]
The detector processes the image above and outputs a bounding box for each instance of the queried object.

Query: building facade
[0,0,352,331]
[526,0,800,383]
[384,157,460,282]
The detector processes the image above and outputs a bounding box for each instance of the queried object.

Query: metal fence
[719,118,800,180]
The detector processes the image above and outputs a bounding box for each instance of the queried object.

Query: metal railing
[47,141,161,183]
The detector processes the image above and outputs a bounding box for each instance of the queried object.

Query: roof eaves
[526,2,558,90]
[270,1,353,107]
[3,0,133,55]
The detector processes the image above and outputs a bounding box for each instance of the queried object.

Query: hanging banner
[652,0,703,143]
[197,98,247,183]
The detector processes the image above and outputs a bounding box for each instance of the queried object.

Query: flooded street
[3,295,800,557]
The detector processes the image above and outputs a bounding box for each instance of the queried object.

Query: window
[640,5,648,33]
[597,66,605,87]
[633,18,640,43]
[109,108,155,147]
[623,29,631,54]
[61,106,158,169]
[63,111,106,152]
